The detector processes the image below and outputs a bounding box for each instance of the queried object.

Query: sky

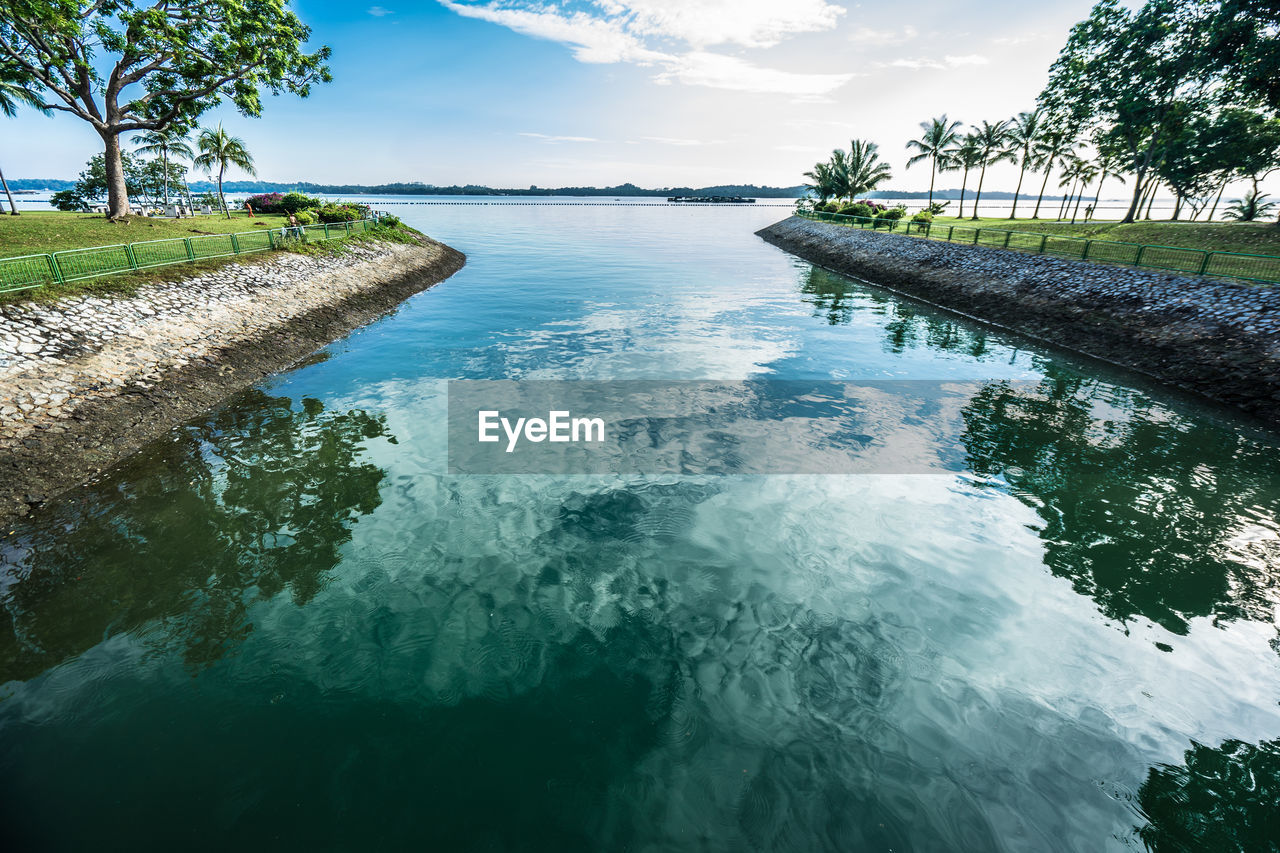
[1,0,1206,195]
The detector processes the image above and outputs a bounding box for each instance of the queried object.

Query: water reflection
[1137,738,1280,852]
[958,374,1280,634]
[0,391,392,677]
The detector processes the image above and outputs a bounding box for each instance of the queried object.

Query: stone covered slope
[758,216,1280,425]
[0,235,464,521]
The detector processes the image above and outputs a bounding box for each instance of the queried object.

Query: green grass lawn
[0,209,292,257]
[937,216,1280,257]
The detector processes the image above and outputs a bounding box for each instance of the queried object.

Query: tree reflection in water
[0,391,392,678]
[958,374,1280,634]
[1137,738,1280,852]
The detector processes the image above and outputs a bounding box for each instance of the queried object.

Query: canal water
[2,202,1279,851]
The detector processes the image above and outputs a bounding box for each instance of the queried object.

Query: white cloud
[367,5,394,16]
[653,51,853,99]
[849,25,917,46]
[519,132,602,143]
[889,54,990,71]
[944,54,990,67]
[437,1,853,96]
[598,0,846,48]
[643,136,719,146]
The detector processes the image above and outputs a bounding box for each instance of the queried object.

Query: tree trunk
[1010,160,1028,219]
[927,159,936,209]
[162,149,170,207]
[0,165,19,215]
[1207,178,1227,221]
[1032,161,1053,219]
[971,163,988,220]
[1171,191,1182,221]
[1092,170,1108,213]
[958,168,969,218]
[1058,182,1073,220]
[1143,182,1158,219]
[1071,186,1085,223]
[218,164,229,219]
[1121,172,1146,223]
[101,130,131,220]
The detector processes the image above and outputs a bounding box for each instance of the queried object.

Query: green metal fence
[799,210,1280,285]
[0,218,380,295]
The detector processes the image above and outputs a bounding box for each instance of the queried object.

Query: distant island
[7,177,1076,202]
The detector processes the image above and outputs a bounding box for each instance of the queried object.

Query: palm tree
[969,119,1016,220]
[192,124,256,218]
[1031,129,1073,220]
[954,134,983,219]
[802,161,840,204]
[1070,162,1098,223]
[905,115,962,209]
[0,77,50,215]
[1089,151,1125,221]
[1006,110,1041,219]
[134,127,194,207]
[1057,155,1087,220]
[841,139,893,200]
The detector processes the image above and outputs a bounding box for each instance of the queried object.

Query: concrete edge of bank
[0,234,465,524]
[757,215,1280,426]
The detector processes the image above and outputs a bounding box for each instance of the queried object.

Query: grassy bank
[0,210,288,257]
[0,214,421,305]
[937,217,1280,257]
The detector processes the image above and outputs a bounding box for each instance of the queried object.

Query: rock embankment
[0,235,464,522]
[758,216,1280,425]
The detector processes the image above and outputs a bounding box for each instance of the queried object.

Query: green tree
[954,133,983,219]
[0,0,330,220]
[1030,128,1075,219]
[1207,0,1280,113]
[905,115,962,209]
[802,161,840,204]
[1006,110,1042,219]
[1224,188,1278,222]
[0,73,49,215]
[968,119,1016,219]
[193,124,256,218]
[1042,0,1215,223]
[134,127,194,207]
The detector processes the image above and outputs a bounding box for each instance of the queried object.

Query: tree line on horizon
[805,0,1280,224]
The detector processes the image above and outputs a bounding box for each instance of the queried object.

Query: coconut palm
[1225,188,1278,222]
[840,139,893,200]
[1031,129,1074,220]
[0,76,50,215]
[954,133,984,219]
[1089,150,1126,220]
[1056,155,1088,221]
[192,124,256,218]
[905,115,963,209]
[1070,162,1099,223]
[969,119,1017,220]
[1006,110,1041,219]
[134,127,194,207]
[802,160,840,204]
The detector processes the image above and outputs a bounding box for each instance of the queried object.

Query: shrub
[926,201,949,216]
[246,192,285,213]
[377,214,402,228]
[840,202,871,218]
[294,209,315,225]
[317,202,368,223]
[912,211,933,223]
[279,191,320,214]
[823,201,842,213]
[877,206,907,221]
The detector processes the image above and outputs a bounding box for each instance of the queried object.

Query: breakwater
[758,215,1280,425]
[0,235,464,521]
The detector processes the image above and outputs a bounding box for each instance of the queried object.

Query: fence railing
[799,210,1280,285]
[0,218,382,295]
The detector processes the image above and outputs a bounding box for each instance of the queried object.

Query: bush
[877,206,907,221]
[377,214,402,228]
[912,211,933,223]
[279,191,320,214]
[294,209,315,225]
[317,202,368,223]
[926,201,949,216]
[246,192,285,213]
[839,202,870,218]
[822,201,842,213]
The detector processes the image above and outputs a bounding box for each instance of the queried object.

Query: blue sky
[7,0,1158,192]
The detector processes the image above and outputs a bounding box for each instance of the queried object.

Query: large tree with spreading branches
[0,0,331,219]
